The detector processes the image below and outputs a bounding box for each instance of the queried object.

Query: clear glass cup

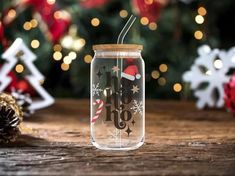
[90,44,145,150]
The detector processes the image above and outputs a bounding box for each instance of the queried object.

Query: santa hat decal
[121,65,141,81]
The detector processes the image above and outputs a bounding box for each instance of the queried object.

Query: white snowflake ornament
[183,45,235,109]
[0,38,54,111]
[92,83,103,96]
[131,100,143,115]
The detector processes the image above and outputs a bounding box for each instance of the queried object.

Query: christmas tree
[1,0,235,99]
[0,38,54,110]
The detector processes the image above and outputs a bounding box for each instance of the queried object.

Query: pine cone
[0,93,23,143]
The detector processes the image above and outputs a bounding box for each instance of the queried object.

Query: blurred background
[1,0,235,99]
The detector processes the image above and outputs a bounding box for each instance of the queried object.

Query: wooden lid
[92,44,143,51]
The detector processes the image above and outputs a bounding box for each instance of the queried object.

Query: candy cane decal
[92,99,104,123]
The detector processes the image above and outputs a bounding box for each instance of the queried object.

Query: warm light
[91,18,100,27]
[214,59,223,69]
[54,10,70,20]
[63,56,72,65]
[144,0,153,4]
[31,39,40,49]
[15,64,24,73]
[40,79,45,85]
[54,11,62,19]
[151,70,160,79]
[23,21,32,30]
[61,63,69,71]
[30,19,38,28]
[194,30,203,40]
[47,0,56,5]
[84,55,93,63]
[173,83,182,92]
[53,51,62,61]
[61,35,73,49]
[140,17,149,25]
[158,77,166,86]
[148,22,157,30]
[119,10,128,18]
[198,7,207,16]
[68,52,77,60]
[8,9,16,18]
[73,38,86,51]
[53,44,62,51]
[195,15,204,24]
[159,64,168,72]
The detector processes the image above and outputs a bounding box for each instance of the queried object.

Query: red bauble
[224,74,235,116]
[132,0,162,22]
[23,0,71,43]
[80,0,110,9]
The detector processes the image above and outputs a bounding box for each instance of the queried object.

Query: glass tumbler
[90,44,145,150]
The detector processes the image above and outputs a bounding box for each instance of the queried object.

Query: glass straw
[116,15,136,147]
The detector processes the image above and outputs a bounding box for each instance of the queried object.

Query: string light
[158,77,166,86]
[31,39,40,49]
[53,51,62,61]
[40,79,45,85]
[198,7,207,16]
[194,30,203,40]
[73,38,86,51]
[15,64,24,73]
[53,10,70,20]
[54,11,62,19]
[53,44,62,51]
[173,83,182,92]
[151,70,160,79]
[61,35,73,49]
[119,10,128,18]
[159,64,168,72]
[68,52,77,60]
[47,0,56,5]
[8,9,16,18]
[84,55,93,63]
[148,22,157,30]
[195,15,204,24]
[140,17,149,25]
[61,63,69,71]
[23,21,32,30]
[214,59,223,69]
[30,19,38,28]
[63,56,72,65]
[91,18,100,27]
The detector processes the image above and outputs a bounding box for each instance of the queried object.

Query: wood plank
[0,99,235,175]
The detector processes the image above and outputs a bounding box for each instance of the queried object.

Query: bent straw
[117,15,136,44]
[116,15,136,146]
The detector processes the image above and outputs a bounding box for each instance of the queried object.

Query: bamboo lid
[92,44,143,51]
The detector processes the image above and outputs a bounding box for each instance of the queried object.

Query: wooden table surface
[1,99,235,176]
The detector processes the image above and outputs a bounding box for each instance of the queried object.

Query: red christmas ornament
[132,0,162,23]
[80,0,110,9]
[22,0,71,43]
[224,74,235,116]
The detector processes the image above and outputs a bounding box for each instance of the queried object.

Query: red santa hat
[121,65,141,81]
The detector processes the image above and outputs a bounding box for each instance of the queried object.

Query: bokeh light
[15,64,24,73]
[31,39,40,49]
[173,83,182,92]
[91,18,100,27]
[159,64,168,72]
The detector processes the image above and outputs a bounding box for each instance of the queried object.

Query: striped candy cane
[92,99,104,123]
